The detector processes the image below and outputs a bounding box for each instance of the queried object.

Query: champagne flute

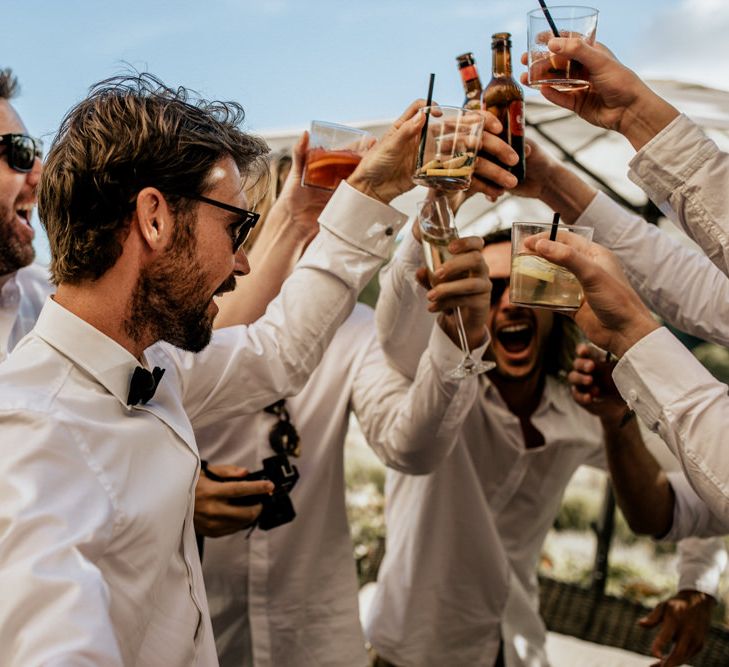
[417,197,495,379]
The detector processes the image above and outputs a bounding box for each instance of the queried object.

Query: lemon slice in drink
[513,255,556,283]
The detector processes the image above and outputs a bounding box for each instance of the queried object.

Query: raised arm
[165,101,429,426]
[520,38,729,276]
[570,344,726,667]
[355,237,491,473]
[213,133,330,327]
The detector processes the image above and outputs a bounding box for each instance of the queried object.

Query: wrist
[612,317,661,358]
[618,87,680,152]
[537,164,598,224]
[346,174,395,205]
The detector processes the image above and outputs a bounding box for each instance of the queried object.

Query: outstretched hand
[525,234,659,356]
[639,589,716,667]
[415,235,491,350]
[520,40,679,150]
[272,131,332,243]
[347,99,426,204]
[569,342,629,425]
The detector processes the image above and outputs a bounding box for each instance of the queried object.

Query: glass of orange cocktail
[301,121,373,191]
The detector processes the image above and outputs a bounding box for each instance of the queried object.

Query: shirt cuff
[613,327,717,434]
[427,319,491,379]
[628,115,719,206]
[318,181,409,260]
[574,190,628,247]
[394,225,425,269]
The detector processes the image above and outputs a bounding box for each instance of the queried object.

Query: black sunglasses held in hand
[0,134,43,172]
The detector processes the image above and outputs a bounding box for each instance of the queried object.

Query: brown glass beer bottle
[456,52,483,111]
[481,32,526,183]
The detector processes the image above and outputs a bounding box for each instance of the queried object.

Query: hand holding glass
[413,105,484,192]
[527,6,599,91]
[418,198,495,379]
[510,221,594,311]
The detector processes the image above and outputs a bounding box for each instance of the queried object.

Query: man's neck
[490,367,546,420]
[55,272,150,360]
[0,270,17,292]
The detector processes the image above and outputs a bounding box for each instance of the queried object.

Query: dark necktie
[127,366,165,406]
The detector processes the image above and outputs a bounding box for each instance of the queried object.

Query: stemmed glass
[413,104,494,379]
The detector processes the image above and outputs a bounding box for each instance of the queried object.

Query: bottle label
[459,65,478,82]
[509,101,524,137]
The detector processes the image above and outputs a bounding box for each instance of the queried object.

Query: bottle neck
[459,64,481,90]
[491,45,512,78]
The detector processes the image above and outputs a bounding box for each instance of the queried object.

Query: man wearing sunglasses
[0,72,435,666]
[0,68,48,362]
[366,227,725,667]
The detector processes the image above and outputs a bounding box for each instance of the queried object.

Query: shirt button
[628,389,638,403]
[385,226,394,236]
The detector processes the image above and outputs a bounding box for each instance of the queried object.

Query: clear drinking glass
[527,6,599,91]
[413,105,485,193]
[301,120,373,191]
[418,197,495,379]
[510,221,594,311]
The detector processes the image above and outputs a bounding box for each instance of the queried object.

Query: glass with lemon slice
[413,105,484,192]
[510,222,593,310]
[301,121,373,191]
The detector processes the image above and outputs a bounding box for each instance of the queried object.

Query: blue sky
[5,0,728,263]
[8,0,722,141]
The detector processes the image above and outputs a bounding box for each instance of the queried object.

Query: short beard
[125,237,216,354]
[0,208,35,275]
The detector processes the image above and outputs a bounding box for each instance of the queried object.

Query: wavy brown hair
[483,226,583,379]
[38,72,269,284]
[0,69,19,100]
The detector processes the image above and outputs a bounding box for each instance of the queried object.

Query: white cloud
[634,0,729,90]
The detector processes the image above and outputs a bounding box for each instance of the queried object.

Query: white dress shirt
[0,183,408,667]
[0,263,52,360]
[573,146,729,526]
[628,113,729,277]
[198,302,484,667]
[365,232,724,667]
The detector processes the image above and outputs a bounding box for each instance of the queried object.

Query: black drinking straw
[549,211,560,241]
[538,0,561,38]
[417,73,436,168]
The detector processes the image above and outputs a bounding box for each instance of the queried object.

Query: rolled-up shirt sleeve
[675,535,727,598]
[628,114,729,276]
[663,472,729,542]
[353,324,487,475]
[375,230,436,380]
[576,190,729,347]
[614,327,729,521]
[161,182,409,429]
[0,411,122,666]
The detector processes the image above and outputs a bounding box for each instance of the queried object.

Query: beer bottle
[456,52,483,111]
[481,32,526,182]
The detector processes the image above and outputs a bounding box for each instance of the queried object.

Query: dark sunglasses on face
[491,277,510,305]
[0,134,43,173]
[264,399,301,458]
[178,193,259,252]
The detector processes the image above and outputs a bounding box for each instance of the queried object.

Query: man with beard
[0,69,48,360]
[0,73,437,666]
[365,228,724,667]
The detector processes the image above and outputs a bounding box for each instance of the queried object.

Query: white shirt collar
[33,297,144,408]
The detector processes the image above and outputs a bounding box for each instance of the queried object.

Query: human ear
[135,187,173,251]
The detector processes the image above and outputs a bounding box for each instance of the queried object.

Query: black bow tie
[127,366,166,406]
